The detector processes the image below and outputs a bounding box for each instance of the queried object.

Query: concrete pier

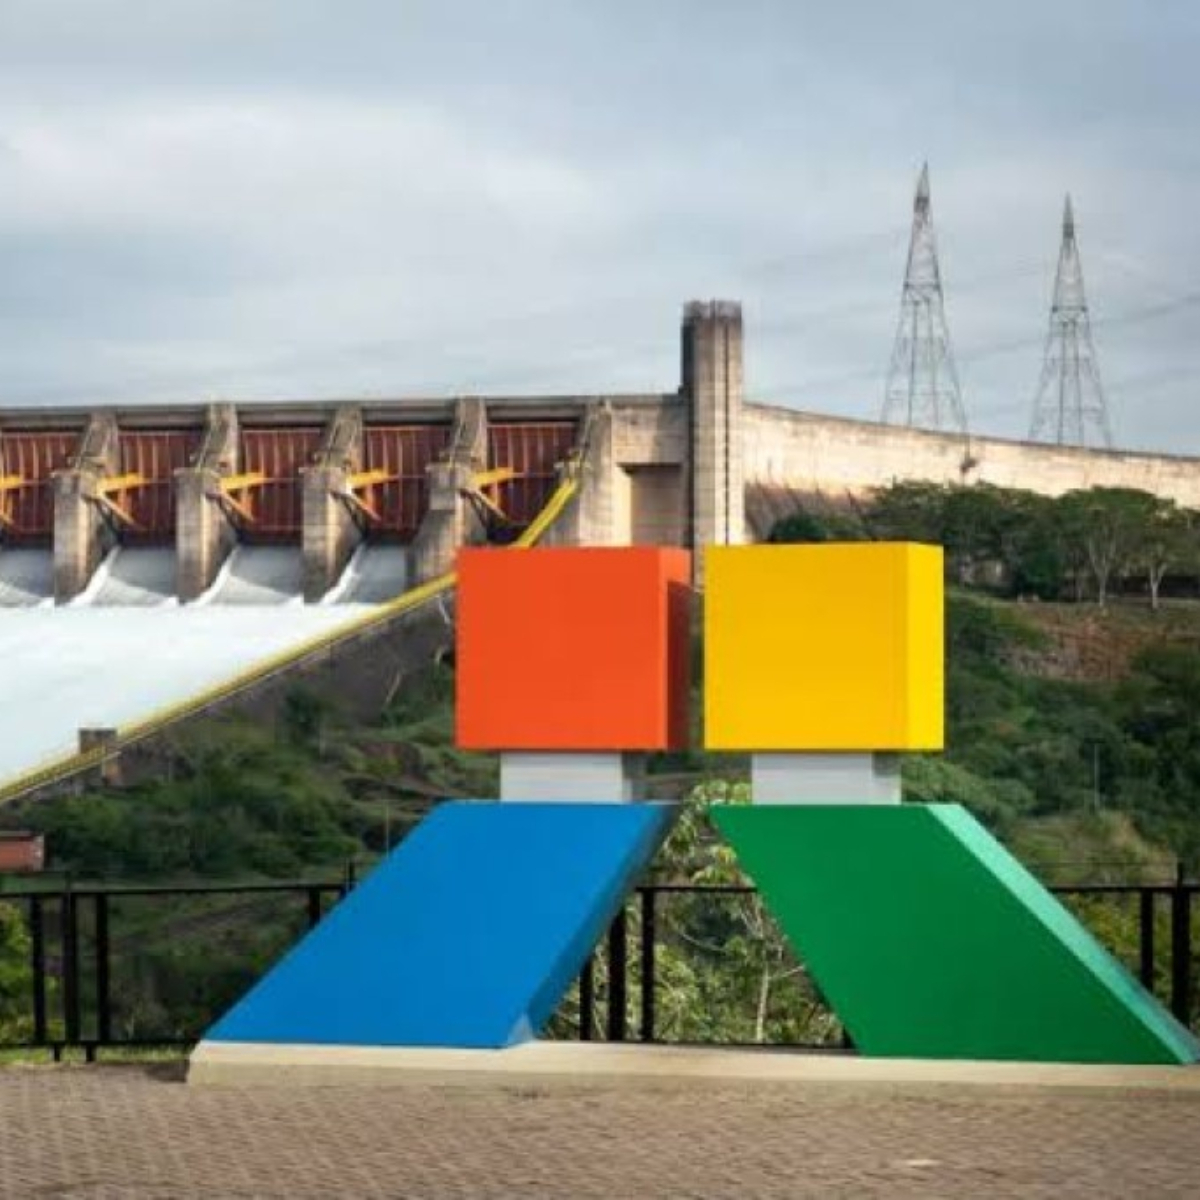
[176,404,241,602]
[302,405,364,602]
[411,398,488,582]
[52,413,119,603]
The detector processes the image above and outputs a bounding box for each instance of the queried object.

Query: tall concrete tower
[682,300,744,580]
[881,164,968,435]
[1028,197,1113,448]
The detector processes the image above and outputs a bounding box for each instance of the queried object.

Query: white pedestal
[499,752,645,802]
[750,753,901,805]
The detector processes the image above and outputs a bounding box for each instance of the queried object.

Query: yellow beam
[219,492,256,524]
[472,467,518,489]
[220,471,269,493]
[93,492,140,529]
[514,474,578,547]
[460,468,522,524]
[97,472,146,494]
[0,475,24,492]
[341,490,383,523]
[464,488,511,524]
[346,468,396,491]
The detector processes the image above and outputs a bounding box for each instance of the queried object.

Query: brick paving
[2,1064,1200,1198]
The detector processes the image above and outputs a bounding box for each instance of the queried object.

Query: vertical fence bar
[29,897,47,1045]
[62,889,81,1046]
[639,889,657,1043]
[1170,884,1192,1025]
[94,894,111,1046]
[306,888,322,930]
[1139,890,1156,993]
[606,906,628,1043]
[579,956,596,1042]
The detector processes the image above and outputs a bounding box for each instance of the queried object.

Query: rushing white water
[75,547,177,607]
[322,544,410,605]
[0,549,55,607]
[0,603,379,781]
[197,546,305,606]
[0,540,418,784]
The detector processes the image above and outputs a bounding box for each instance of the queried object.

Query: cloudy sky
[0,1,1197,452]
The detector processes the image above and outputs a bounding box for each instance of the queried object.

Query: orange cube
[456,547,692,751]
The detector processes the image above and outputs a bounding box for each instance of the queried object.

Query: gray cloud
[0,1,1196,452]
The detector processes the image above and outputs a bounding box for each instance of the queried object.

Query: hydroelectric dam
[3,301,1200,802]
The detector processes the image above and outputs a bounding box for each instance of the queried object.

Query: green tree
[0,902,32,1042]
[651,781,841,1044]
[939,484,1010,585]
[1133,501,1195,610]
[768,508,864,544]
[1002,490,1068,599]
[863,481,947,545]
[1056,488,1163,607]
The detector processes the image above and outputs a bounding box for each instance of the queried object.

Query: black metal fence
[591,881,1198,1046]
[0,873,355,1059]
[0,872,1194,1058]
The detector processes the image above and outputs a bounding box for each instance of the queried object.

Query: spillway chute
[70,546,179,608]
[323,544,410,605]
[197,546,306,606]
[0,548,55,608]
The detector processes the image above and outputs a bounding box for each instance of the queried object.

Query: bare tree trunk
[1149,565,1168,611]
[754,964,771,1044]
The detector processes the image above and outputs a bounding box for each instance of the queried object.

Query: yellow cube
[704,543,944,751]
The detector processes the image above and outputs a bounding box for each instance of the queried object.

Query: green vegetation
[0,902,33,1042]
[3,665,495,884]
[774,480,1200,606]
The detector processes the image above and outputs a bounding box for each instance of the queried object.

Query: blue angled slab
[204,801,675,1048]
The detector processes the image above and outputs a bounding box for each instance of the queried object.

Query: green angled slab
[712,803,1200,1065]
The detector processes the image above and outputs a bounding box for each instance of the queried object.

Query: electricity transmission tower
[1028,196,1113,448]
[881,163,968,434]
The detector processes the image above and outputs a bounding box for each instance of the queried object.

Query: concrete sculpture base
[188,1040,1200,1091]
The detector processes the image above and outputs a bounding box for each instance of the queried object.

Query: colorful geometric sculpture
[204,802,675,1049]
[195,539,1196,1076]
[456,547,692,751]
[704,543,943,751]
[714,803,1200,1065]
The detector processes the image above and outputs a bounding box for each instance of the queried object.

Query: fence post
[639,889,656,1043]
[306,887,322,930]
[94,893,112,1047]
[29,896,47,1045]
[1170,881,1192,1025]
[606,906,628,1042]
[62,886,81,1046]
[1139,889,1156,993]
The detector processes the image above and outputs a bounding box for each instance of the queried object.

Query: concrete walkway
[4,1061,1200,1198]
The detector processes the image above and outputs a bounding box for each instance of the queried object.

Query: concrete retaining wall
[743,404,1200,508]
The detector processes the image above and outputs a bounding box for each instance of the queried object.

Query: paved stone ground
[3,1065,1200,1198]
